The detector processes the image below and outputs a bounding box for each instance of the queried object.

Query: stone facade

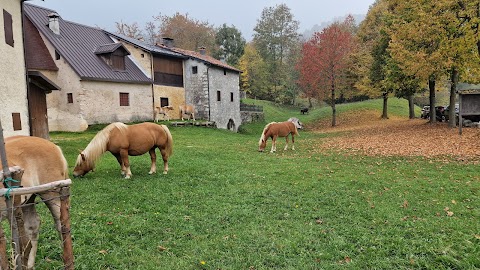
[184,59,241,131]
[0,0,30,137]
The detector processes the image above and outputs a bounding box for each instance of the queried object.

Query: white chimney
[47,12,60,35]
[199,47,206,55]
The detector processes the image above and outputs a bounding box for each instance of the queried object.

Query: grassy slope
[29,99,479,269]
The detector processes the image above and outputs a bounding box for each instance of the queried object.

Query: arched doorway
[227,119,235,131]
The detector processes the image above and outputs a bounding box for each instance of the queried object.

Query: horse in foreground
[179,104,195,121]
[258,118,302,153]
[1,135,69,269]
[73,122,173,179]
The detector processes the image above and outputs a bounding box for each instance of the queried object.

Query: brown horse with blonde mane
[258,119,301,153]
[73,122,173,179]
[1,135,69,269]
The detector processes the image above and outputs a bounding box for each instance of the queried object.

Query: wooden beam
[0,179,72,196]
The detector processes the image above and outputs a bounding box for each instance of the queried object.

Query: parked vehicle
[421,106,430,119]
[421,105,445,121]
[443,103,459,122]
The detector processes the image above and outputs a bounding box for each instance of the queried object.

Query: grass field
[24,98,480,269]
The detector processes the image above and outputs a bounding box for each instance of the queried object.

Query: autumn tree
[213,24,246,67]
[253,4,300,102]
[154,12,216,53]
[297,17,356,126]
[115,20,144,40]
[238,42,269,99]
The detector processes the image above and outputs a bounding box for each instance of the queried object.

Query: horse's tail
[160,125,173,157]
[259,122,275,145]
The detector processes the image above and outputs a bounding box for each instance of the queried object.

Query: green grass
[24,99,479,269]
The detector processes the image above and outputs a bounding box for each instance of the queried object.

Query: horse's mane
[258,122,276,145]
[160,124,173,157]
[75,122,127,168]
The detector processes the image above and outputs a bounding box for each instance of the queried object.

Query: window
[192,66,198,74]
[67,93,73,103]
[111,50,126,70]
[141,53,144,58]
[223,69,227,75]
[217,91,221,101]
[160,97,169,107]
[3,10,13,47]
[12,113,21,131]
[120,93,129,106]
[152,55,183,87]
[230,92,234,102]
[55,50,61,60]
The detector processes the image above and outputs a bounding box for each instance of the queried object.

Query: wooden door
[28,83,49,139]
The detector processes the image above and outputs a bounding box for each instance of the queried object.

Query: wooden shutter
[3,9,14,47]
[12,113,21,131]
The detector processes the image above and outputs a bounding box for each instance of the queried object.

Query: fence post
[0,120,22,270]
[60,187,74,269]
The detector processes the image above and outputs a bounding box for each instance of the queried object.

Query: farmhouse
[1,1,30,137]
[109,33,242,131]
[24,4,153,132]
[159,42,242,131]
[106,32,187,122]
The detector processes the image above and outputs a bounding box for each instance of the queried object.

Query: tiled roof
[24,4,152,84]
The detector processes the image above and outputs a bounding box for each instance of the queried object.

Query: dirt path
[309,110,480,163]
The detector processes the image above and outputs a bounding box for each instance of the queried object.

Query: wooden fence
[0,166,73,270]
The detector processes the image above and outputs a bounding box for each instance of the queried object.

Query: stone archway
[227,119,235,131]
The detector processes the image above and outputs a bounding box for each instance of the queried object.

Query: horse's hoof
[163,171,168,175]
[149,171,155,175]
[124,175,131,179]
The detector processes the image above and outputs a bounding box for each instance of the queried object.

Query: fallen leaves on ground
[310,110,480,163]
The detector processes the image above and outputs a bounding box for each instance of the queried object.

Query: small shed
[456,83,480,134]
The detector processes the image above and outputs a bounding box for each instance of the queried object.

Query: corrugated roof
[24,4,152,84]
[24,15,58,71]
[106,31,186,59]
[158,45,242,73]
[107,32,240,73]
[94,43,129,55]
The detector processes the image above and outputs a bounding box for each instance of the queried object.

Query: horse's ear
[80,151,86,161]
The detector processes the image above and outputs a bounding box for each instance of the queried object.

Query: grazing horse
[0,135,69,269]
[258,119,300,153]
[179,104,195,121]
[73,122,173,179]
[154,105,174,122]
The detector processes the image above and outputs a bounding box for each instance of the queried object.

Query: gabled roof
[106,32,186,59]
[24,4,152,84]
[107,31,240,73]
[158,45,241,73]
[94,43,129,55]
[24,15,58,71]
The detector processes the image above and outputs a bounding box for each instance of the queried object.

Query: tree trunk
[408,95,415,119]
[331,77,336,127]
[449,68,458,128]
[429,78,436,123]
[382,92,388,119]
[308,97,313,108]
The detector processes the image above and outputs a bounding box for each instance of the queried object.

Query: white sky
[30,0,375,40]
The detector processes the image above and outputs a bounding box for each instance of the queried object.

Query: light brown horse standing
[73,122,173,179]
[154,106,174,122]
[258,121,299,153]
[1,135,69,269]
[179,104,195,121]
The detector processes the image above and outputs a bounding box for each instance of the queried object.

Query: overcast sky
[30,0,375,40]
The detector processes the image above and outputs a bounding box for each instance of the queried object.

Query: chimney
[199,47,206,55]
[162,37,174,48]
[47,12,60,35]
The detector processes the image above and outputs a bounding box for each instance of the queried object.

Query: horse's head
[72,151,94,177]
[258,137,267,152]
